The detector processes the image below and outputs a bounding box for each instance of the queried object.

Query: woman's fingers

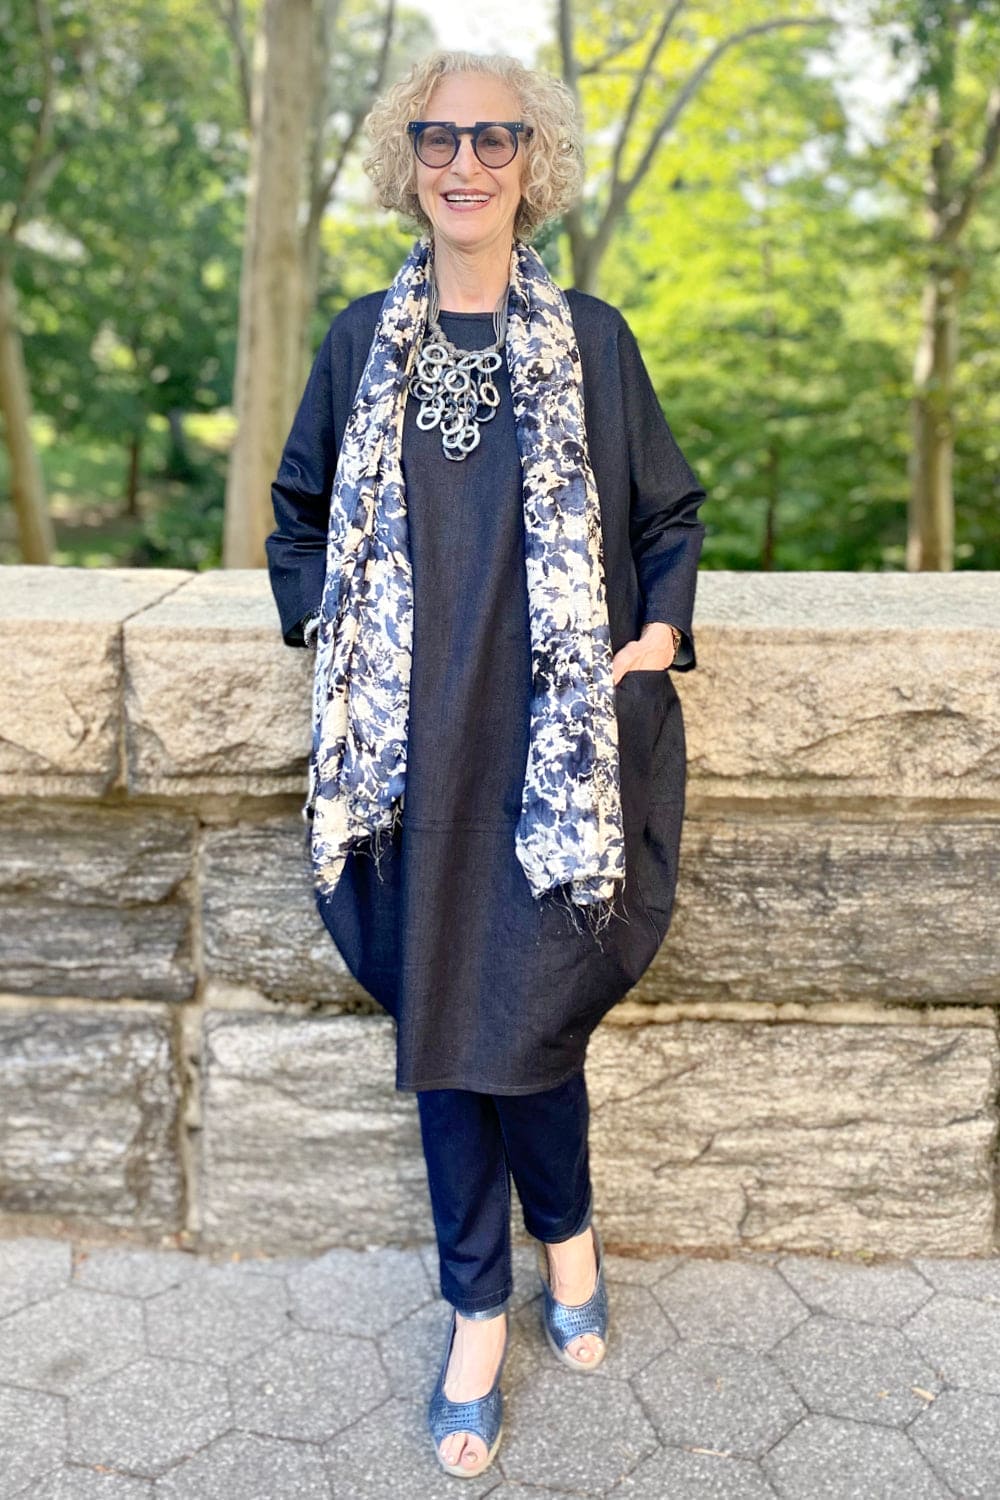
[611,639,675,684]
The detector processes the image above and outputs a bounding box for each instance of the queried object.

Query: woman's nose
[450,135,481,172]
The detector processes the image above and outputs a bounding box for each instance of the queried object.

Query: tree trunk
[760,215,779,570]
[223,0,316,569]
[166,408,193,479]
[565,204,598,294]
[125,428,142,517]
[0,260,54,563]
[907,265,957,571]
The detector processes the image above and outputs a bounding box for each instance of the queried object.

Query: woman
[266,50,706,1479]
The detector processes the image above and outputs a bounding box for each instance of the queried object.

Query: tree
[2,0,245,558]
[603,24,912,573]
[874,0,1000,570]
[222,0,316,569]
[221,0,413,568]
[554,0,838,293]
[0,0,60,562]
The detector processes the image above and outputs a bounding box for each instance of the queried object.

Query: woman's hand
[611,621,679,686]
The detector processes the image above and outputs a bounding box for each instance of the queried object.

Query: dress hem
[394,1056,587,1096]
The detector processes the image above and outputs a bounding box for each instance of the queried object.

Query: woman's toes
[567,1332,605,1363]
[462,1437,486,1469]
[439,1433,486,1470]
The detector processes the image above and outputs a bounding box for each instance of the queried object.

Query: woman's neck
[431,238,513,312]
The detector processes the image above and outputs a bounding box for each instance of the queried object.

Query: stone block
[0,565,191,797]
[197,1009,997,1259]
[198,1012,426,1250]
[638,811,1000,1006]
[0,1004,183,1230]
[587,1020,998,1257]
[201,817,366,1005]
[119,569,1000,804]
[124,570,312,797]
[0,802,195,1000]
[684,571,1000,803]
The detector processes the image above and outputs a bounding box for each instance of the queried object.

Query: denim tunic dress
[266,291,707,1095]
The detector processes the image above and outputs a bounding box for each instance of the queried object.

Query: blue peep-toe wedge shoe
[428,1307,509,1478]
[537,1223,609,1372]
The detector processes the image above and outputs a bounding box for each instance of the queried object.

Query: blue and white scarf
[305,236,625,927]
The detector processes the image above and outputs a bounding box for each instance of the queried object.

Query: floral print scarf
[306,236,625,929]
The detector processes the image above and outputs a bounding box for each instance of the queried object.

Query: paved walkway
[1,1234,1000,1498]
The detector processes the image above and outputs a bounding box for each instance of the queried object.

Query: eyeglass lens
[414,124,519,169]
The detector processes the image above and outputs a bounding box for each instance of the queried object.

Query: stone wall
[1,565,997,1258]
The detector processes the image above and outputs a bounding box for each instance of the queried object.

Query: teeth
[445,194,489,202]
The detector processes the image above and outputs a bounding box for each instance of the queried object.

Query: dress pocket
[613,669,672,829]
[532,671,679,991]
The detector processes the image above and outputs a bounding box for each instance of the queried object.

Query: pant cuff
[525,1185,594,1245]
[446,1289,511,1318]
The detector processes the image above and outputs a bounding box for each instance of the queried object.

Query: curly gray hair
[363,50,584,241]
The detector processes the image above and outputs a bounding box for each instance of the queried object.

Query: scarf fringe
[303,799,404,894]
[542,880,629,944]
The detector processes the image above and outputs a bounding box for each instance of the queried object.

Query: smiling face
[414,73,526,261]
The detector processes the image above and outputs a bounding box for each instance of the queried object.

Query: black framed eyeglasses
[407,120,533,169]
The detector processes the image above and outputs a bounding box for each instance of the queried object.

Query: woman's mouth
[442,192,492,212]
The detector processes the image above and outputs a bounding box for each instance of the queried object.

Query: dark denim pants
[416,1068,594,1316]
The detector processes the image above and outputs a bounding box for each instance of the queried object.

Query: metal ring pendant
[408,273,509,462]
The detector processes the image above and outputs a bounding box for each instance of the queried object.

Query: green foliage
[1,0,997,571]
[572,0,999,568]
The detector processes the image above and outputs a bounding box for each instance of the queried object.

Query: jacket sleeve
[264,323,337,647]
[618,316,707,671]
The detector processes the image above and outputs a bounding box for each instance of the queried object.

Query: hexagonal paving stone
[487,1488,580,1500]
[605,1250,688,1287]
[323,1395,497,1497]
[762,1412,951,1499]
[289,1247,433,1338]
[909,1386,1000,1499]
[0,1286,143,1394]
[156,1432,330,1499]
[498,1371,658,1495]
[145,1264,291,1366]
[233,1254,313,1280]
[607,1445,778,1498]
[632,1342,805,1459]
[911,1255,1000,1304]
[379,1300,456,1403]
[0,1384,66,1496]
[72,1247,200,1301]
[229,1327,389,1442]
[776,1254,933,1326]
[594,1282,677,1379]
[653,1260,809,1351]
[24,1466,153,1498]
[771,1314,942,1427]
[904,1294,1000,1393]
[0,1239,72,1320]
[67,1356,231,1476]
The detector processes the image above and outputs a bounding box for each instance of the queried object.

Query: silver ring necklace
[408,271,508,461]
